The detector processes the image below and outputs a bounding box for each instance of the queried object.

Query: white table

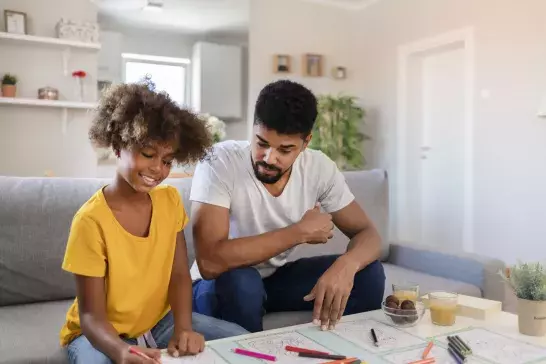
[163,309,546,364]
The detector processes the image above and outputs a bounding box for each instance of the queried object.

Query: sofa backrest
[0,169,389,306]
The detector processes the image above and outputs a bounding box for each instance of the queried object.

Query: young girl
[60,80,248,364]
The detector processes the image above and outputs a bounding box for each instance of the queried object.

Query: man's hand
[117,346,161,364]
[303,256,360,330]
[167,330,205,357]
[297,204,334,244]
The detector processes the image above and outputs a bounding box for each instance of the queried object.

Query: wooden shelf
[0,32,100,50]
[0,97,96,109]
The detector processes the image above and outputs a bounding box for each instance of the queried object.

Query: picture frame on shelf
[273,54,291,73]
[302,54,323,77]
[4,10,27,35]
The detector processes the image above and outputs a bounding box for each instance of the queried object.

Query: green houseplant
[500,262,546,336]
[309,94,370,170]
[1,73,18,97]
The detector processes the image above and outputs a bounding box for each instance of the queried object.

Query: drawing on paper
[383,344,482,364]
[332,319,425,353]
[161,347,228,364]
[436,328,546,364]
[236,331,332,364]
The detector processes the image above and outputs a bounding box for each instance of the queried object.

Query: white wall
[98,25,249,140]
[0,0,98,177]
[247,0,355,139]
[349,0,546,263]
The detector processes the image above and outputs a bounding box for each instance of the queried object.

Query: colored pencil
[448,343,467,363]
[454,335,473,354]
[447,336,467,355]
[128,347,161,364]
[422,341,434,359]
[319,357,359,364]
[408,358,435,364]
[285,345,330,355]
[233,348,277,361]
[298,352,347,360]
[448,347,464,364]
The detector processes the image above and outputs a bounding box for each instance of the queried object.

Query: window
[122,53,190,106]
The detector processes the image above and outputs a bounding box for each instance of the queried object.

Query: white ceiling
[95,0,250,35]
[94,0,379,36]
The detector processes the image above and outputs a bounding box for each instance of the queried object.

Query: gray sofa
[0,170,508,364]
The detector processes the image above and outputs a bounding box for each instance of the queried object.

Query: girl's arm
[167,231,205,356]
[76,275,159,363]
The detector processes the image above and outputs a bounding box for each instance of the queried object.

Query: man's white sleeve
[318,157,355,213]
[189,154,233,209]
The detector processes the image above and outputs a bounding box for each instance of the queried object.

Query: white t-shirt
[189,140,355,280]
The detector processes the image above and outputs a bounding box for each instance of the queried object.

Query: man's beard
[252,160,287,184]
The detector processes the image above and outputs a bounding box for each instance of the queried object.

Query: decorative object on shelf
[38,87,59,100]
[4,10,27,35]
[198,113,226,143]
[302,54,323,77]
[56,18,99,43]
[333,66,347,80]
[1,73,18,98]
[273,54,291,73]
[72,70,87,102]
[309,94,370,170]
[500,262,546,336]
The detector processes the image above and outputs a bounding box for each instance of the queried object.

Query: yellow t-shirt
[59,185,189,346]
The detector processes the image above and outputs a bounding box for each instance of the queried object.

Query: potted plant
[309,94,371,170]
[199,113,226,143]
[500,262,546,336]
[1,73,18,97]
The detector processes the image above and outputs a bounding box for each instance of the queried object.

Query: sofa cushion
[0,300,72,364]
[0,177,110,306]
[383,263,482,299]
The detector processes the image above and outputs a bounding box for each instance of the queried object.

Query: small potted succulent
[1,73,18,97]
[500,262,546,336]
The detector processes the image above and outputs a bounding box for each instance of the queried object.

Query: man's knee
[216,267,265,304]
[350,260,386,311]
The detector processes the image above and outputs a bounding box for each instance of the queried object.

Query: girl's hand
[117,346,161,364]
[167,330,205,357]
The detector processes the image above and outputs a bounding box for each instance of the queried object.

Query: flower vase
[74,77,84,102]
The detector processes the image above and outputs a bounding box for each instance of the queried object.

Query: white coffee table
[163,309,546,363]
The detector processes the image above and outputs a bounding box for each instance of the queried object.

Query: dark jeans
[192,255,386,332]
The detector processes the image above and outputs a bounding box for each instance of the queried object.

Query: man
[189,80,385,333]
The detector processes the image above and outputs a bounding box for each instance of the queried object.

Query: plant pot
[517,298,546,336]
[1,85,16,97]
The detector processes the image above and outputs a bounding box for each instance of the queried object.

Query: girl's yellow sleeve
[169,186,189,232]
[62,214,107,277]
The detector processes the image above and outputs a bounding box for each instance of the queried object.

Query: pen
[448,343,467,363]
[447,336,466,355]
[448,347,464,364]
[285,345,330,355]
[370,328,379,347]
[454,335,472,355]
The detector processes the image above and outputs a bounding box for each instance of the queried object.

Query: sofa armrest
[386,242,507,305]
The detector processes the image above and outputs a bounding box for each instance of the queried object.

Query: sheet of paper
[160,347,228,364]
[332,318,425,353]
[236,330,333,364]
[382,344,483,364]
[436,328,546,364]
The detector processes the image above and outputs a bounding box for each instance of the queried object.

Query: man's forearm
[198,224,304,279]
[343,228,382,271]
[169,273,193,332]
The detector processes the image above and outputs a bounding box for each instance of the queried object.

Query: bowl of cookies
[381,294,426,327]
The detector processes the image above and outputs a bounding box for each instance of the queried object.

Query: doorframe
[395,27,475,252]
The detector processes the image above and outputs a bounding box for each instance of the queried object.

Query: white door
[419,47,466,248]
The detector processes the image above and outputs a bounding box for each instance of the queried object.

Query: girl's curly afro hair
[89,78,213,165]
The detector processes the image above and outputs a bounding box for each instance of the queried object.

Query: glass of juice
[429,291,458,326]
[392,283,419,302]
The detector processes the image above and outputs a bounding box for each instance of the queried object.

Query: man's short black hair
[254,80,317,137]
